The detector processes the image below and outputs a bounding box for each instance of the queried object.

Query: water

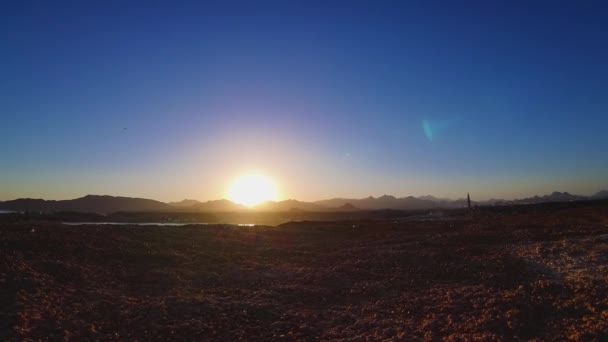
[62,222,256,227]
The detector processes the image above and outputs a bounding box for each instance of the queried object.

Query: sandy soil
[1,205,608,341]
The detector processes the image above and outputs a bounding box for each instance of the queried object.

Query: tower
[467,193,471,210]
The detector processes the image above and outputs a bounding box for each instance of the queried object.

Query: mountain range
[1,191,607,214]
[0,195,169,214]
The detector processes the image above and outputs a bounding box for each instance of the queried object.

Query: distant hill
[334,203,359,211]
[0,195,171,214]
[168,199,203,207]
[194,199,246,212]
[1,199,51,212]
[253,199,325,212]
[509,192,587,205]
[417,195,450,202]
[314,191,608,210]
[2,190,606,214]
[592,190,608,199]
[315,195,443,210]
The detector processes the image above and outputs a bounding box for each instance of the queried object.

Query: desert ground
[2,203,608,341]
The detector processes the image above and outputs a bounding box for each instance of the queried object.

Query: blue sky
[1,0,607,201]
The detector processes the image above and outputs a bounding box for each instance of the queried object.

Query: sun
[227,174,278,206]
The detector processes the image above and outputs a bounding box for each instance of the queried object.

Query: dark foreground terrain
[2,204,608,341]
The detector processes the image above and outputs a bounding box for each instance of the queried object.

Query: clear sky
[2,0,607,202]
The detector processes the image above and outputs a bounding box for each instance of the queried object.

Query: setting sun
[227,174,278,206]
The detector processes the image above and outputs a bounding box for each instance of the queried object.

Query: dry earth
[1,205,608,341]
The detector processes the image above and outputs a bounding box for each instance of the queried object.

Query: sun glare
[228,174,278,206]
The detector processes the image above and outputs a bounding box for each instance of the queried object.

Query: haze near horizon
[2,1,608,202]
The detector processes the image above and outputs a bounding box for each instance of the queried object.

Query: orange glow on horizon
[227,174,279,206]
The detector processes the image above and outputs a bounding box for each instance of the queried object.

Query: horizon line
[2,189,606,204]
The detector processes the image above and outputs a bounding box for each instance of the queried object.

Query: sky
[1,0,608,202]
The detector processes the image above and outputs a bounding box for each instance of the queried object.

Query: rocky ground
[1,204,608,341]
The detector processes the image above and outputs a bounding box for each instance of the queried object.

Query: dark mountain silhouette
[0,195,170,214]
[254,199,324,212]
[591,190,608,199]
[313,191,603,209]
[1,190,606,214]
[398,196,441,210]
[510,192,586,204]
[0,199,51,212]
[315,195,440,210]
[334,203,359,211]
[417,195,450,202]
[313,198,353,208]
[452,198,474,207]
[193,199,246,212]
[168,199,203,207]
